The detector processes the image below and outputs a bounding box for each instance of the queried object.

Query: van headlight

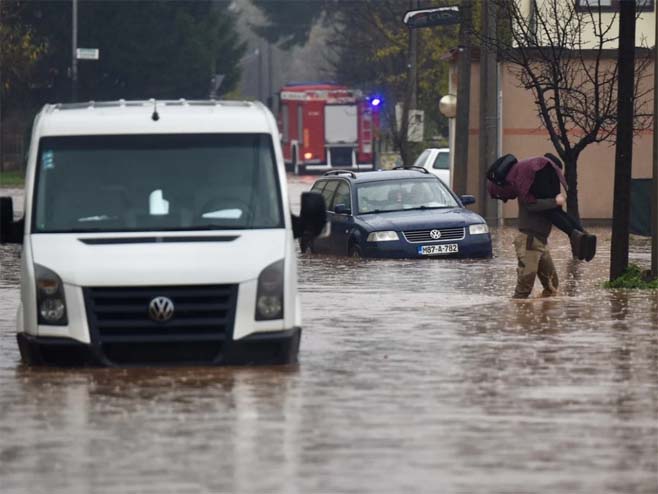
[469,223,489,235]
[255,259,284,320]
[35,264,68,325]
[367,231,399,242]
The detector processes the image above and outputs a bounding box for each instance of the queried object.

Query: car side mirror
[292,192,327,239]
[0,197,23,244]
[460,195,476,206]
[334,204,351,215]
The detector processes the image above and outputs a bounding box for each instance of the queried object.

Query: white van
[0,100,325,366]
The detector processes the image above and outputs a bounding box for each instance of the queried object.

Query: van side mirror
[460,195,476,206]
[292,192,327,239]
[334,204,351,215]
[0,197,23,244]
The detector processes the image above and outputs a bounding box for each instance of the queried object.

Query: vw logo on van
[149,296,175,322]
[429,229,441,240]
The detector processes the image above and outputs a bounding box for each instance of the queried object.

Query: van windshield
[33,134,284,233]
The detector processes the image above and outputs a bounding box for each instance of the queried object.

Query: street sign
[403,6,460,29]
[76,48,99,60]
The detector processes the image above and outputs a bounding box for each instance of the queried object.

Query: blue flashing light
[370,97,382,107]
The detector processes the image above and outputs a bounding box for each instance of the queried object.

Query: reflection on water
[0,177,657,493]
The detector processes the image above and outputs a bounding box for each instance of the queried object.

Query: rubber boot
[570,230,586,260]
[584,233,597,262]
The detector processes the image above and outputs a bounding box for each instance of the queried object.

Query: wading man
[513,181,564,299]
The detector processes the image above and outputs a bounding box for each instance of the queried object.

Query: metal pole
[257,40,263,102]
[71,0,78,102]
[410,0,418,110]
[452,0,472,196]
[479,0,498,221]
[652,4,658,277]
[610,0,636,280]
[0,0,4,175]
[267,42,273,109]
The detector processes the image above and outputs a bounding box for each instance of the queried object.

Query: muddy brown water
[0,177,657,493]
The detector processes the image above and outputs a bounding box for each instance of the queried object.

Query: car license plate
[418,244,459,255]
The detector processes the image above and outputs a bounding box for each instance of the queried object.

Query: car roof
[318,169,439,184]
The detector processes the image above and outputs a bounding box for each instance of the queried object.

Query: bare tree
[324,0,456,166]
[482,0,652,220]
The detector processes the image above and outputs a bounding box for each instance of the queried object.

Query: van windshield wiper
[185,225,247,231]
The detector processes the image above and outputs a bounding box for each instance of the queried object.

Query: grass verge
[604,264,658,289]
[0,171,25,188]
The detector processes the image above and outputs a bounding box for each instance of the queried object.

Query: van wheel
[348,244,362,258]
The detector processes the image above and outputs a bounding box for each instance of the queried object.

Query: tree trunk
[610,0,636,281]
[564,154,580,222]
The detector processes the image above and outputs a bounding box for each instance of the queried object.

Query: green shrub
[604,264,658,289]
[0,171,25,188]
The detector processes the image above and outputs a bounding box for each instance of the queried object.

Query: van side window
[311,181,326,194]
[321,180,339,210]
[331,181,351,211]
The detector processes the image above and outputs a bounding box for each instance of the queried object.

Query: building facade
[448,0,656,221]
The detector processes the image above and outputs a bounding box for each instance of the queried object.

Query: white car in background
[412,147,451,187]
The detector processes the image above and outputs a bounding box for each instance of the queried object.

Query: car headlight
[255,259,284,321]
[469,223,489,235]
[35,264,68,325]
[367,231,399,242]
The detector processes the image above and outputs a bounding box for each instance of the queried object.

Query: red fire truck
[277,83,380,174]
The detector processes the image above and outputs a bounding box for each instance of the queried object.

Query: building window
[576,0,654,12]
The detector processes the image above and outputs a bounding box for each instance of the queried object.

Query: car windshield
[356,178,458,214]
[33,134,283,233]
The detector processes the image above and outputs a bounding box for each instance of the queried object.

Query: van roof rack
[323,170,357,178]
[392,166,429,174]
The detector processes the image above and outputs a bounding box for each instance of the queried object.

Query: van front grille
[83,285,237,364]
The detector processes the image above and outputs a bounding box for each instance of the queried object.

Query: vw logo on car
[148,296,175,322]
[429,229,441,240]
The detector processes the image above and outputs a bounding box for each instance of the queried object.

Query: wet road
[1,176,657,494]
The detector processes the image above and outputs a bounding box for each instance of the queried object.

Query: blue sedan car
[302,168,492,258]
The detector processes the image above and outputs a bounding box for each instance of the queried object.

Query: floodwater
[1,176,657,494]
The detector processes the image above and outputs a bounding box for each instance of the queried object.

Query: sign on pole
[76,48,99,60]
[402,6,460,29]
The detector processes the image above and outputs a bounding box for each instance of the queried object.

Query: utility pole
[257,40,263,102]
[653,1,658,278]
[452,0,472,196]
[409,0,418,110]
[71,0,78,102]
[478,0,498,221]
[0,0,4,174]
[610,0,636,280]
[267,42,274,110]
